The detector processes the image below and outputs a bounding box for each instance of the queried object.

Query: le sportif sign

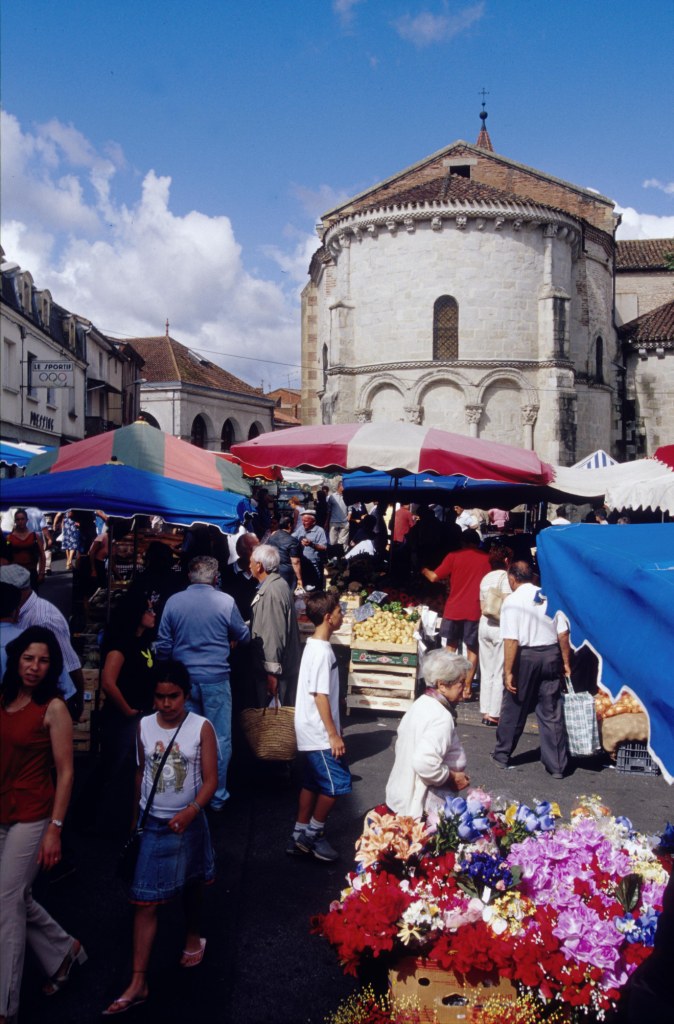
[30,361,75,388]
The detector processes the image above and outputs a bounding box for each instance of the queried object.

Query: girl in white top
[103,662,218,1017]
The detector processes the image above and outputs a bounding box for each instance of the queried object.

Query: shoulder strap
[137,713,188,830]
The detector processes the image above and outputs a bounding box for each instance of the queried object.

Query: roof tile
[125,336,265,398]
[618,298,674,343]
[616,238,674,270]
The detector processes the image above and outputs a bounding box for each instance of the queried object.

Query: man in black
[267,516,303,592]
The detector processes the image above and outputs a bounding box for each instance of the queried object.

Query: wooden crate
[346,638,418,715]
[347,691,415,713]
[389,957,516,1024]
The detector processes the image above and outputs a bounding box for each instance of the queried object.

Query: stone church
[300,114,670,465]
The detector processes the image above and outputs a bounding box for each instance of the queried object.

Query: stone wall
[626,350,674,455]
[615,271,674,325]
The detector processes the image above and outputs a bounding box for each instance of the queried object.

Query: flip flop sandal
[101,995,147,1015]
[180,937,206,968]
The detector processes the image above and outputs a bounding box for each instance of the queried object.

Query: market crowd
[0,492,666,1022]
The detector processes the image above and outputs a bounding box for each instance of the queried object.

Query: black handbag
[116,715,187,884]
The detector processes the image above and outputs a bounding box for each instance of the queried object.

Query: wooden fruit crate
[346,691,415,714]
[389,957,516,1024]
[346,638,418,715]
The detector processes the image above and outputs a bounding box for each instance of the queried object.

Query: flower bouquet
[313,793,671,1020]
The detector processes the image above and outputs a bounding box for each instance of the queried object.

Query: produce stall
[347,600,419,714]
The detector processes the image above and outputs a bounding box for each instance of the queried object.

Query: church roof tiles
[616,238,674,271]
[618,298,674,344]
[125,335,267,399]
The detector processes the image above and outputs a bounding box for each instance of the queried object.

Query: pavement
[17,565,674,1024]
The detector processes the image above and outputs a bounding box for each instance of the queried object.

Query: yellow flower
[398,921,423,945]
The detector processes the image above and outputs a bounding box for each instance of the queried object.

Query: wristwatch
[50,819,64,828]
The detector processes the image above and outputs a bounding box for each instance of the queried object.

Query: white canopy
[552,458,674,514]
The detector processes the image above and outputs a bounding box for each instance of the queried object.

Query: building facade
[1,257,144,450]
[127,332,275,450]
[301,130,634,465]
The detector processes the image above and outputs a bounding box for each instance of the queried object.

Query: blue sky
[2,0,673,389]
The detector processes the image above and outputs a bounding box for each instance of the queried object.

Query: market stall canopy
[0,441,52,468]
[551,451,674,514]
[25,421,251,497]
[218,451,281,481]
[571,449,618,470]
[342,469,549,507]
[0,464,245,531]
[232,423,555,485]
[537,523,674,782]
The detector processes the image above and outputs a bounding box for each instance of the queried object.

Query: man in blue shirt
[293,509,328,591]
[156,555,250,808]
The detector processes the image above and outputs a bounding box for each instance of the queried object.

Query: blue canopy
[0,464,245,532]
[0,441,51,468]
[342,469,549,507]
[537,524,674,782]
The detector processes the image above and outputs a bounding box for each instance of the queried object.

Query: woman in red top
[6,508,45,590]
[0,627,85,1023]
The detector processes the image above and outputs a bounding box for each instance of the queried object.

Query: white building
[1,256,144,451]
[301,121,629,465]
[126,331,275,450]
[1,259,87,447]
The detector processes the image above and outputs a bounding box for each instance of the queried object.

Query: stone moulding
[323,199,581,251]
[327,358,575,375]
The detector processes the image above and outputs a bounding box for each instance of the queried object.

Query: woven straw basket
[240,705,297,761]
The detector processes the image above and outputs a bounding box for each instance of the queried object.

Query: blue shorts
[129,813,215,904]
[301,750,352,797]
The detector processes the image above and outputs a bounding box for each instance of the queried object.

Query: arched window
[433,296,459,360]
[191,414,207,448]
[220,419,235,452]
[248,422,261,440]
[322,344,329,389]
[139,411,160,428]
[595,337,604,383]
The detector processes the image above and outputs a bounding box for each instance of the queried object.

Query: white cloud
[333,0,365,27]
[643,178,674,197]
[394,2,485,47]
[0,111,300,387]
[614,204,674,240]
[290,182,353,219]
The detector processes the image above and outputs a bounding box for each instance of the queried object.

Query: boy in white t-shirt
[287,592,352,862]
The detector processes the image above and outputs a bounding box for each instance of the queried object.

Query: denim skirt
[129,812,215,904]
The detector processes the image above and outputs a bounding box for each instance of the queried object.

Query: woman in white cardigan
[385,649,471,819]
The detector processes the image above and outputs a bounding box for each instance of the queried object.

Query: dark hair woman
[6,508,45,590]
[96,592,159,836]
[0,627,85,1022]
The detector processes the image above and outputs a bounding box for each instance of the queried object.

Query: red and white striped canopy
[232,423,555,486]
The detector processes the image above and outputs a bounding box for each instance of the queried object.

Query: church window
[595,337,604,383]
[322,344,328,390]
[450,165,470,178]
[191,414,207,448]
[433,296,459,360]
[221,418,235,451]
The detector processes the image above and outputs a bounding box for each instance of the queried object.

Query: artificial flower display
[313,792,670,1019]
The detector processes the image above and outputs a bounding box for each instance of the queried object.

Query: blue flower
[539,814,556,832]
[447,796,467,816]
[615,816,635,836]
[472,816,490,833]
[535,801,551,817]
[658,822,674,852]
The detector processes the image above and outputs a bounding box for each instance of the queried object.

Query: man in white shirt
[550,505,571,526]
[492,561,572,778]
